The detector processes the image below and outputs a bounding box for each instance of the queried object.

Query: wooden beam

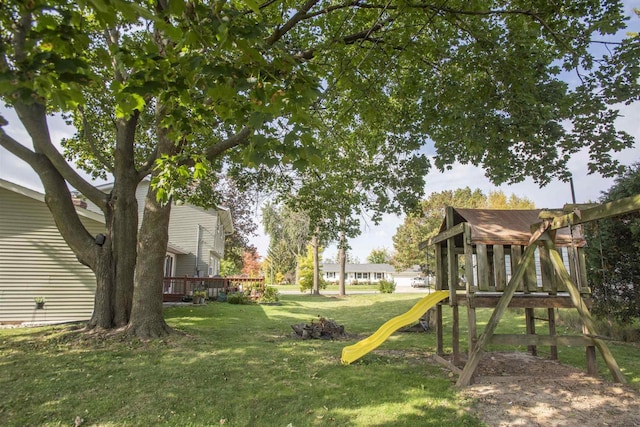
[427,222,466,245]
[456,243,538,387]
[488,334,594,347]
[433,354,463,375]
[538,193,640,230]
[476,244,489,291]
[460,294,588,309]
[543,240,627,384]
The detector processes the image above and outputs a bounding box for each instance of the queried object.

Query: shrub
[378,280,396,294]
[557,309,640,342]
[227,292,251,305]
[258,286,280,303]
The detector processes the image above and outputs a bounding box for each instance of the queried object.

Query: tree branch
[266,0,321,46]
[0,126,39,164]
[206,127,253,161]
[13,102,109,211]
[295,17,393,60]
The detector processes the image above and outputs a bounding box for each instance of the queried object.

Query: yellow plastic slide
[341,290,449,365]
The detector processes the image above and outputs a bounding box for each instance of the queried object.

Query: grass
[275,283,382,292]
[0,294,638,426]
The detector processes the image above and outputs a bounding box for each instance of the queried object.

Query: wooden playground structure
[426,195,640,386]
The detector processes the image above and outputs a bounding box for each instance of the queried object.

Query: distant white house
[0,179,105,324]
[321,263,429,287]
[322,263,394,284]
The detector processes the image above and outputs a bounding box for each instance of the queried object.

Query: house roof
[437,208,584,246]
[217,205,234,235]
[0,178,105,224]
[322,263,396,273]
[167,242,189,255]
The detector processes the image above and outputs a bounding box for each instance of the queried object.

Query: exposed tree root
[122,320,174,340]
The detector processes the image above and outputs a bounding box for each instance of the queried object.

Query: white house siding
[80,180,229,278]
[322,263,395,284]
[0,186,104,324]
[169,202,224,277]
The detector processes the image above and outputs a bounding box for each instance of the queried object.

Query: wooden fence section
[162,276,265,302]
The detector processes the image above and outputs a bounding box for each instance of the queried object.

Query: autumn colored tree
[241,248,262,278]
[298,243,326,293]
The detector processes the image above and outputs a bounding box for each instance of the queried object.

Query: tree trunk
[110,178,139,326]
[127,183,173,338]
[87,244,116,329]
[338,230,347,296]
[311,234,320,295]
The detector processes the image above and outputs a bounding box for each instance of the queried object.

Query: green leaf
[115,93,146,118]
[242,0,262,16]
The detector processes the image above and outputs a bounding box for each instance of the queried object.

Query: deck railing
[162,276,265,302]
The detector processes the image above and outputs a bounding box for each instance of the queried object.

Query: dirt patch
[460,352,640,426]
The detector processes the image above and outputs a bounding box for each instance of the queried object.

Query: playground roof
[438,208,585,247]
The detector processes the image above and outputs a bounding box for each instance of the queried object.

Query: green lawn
[0,294,638,426]
[275,283,383,292]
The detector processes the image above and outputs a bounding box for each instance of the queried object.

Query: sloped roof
[322,263,396,273]
[0,178,105,224]
[438,208,584,246]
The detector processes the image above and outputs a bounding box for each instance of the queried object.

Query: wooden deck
[162,276,265,302]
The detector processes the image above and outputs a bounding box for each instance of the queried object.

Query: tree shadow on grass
[0,296,482,426]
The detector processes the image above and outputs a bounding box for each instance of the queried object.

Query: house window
[374,272,384,280]
[164,254,175,277]
[326,272,336,279]
[209,255,220,277]
[355,272,370,279]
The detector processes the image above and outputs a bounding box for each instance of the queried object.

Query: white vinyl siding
[169,200,222,277]
[0,187,104,323]
[79,180,227,278]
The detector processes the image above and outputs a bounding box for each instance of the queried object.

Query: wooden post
[510,245,524,292]
[548,308,558,360]
[445,207,459,364]
[464,224,477,356]
[476,244,489,291]
[436,303,444,356]
[525,308,537,356]
[457,243,538,387]
[435,243,444,356]
[543,240,626,383]
[493,245,506,291]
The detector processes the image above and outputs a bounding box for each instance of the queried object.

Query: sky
[1,3,639,263]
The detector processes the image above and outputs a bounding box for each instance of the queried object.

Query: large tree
[584,163,640,324]
[262,203,310,284]
[280,125,429,295]
[367,248,391,264]
[1,0,637,337]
